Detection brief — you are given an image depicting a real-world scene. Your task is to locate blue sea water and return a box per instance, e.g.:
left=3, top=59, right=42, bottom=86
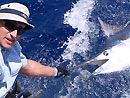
left=0, top=0, right=130, bottom=98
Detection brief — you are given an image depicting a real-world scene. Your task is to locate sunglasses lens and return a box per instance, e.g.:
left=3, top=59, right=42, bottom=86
left=5, top=20, right=16, bottom=31
left=17, top=27, right=25, bottom=35
left=4, top=20, right=26, bottom=35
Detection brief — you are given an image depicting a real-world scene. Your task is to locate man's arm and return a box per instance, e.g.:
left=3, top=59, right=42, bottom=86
left=20, top=59, right=58, bottom=77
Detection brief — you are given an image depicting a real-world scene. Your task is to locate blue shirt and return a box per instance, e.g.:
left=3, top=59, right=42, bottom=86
left=0, top=41, right=27, bottom=98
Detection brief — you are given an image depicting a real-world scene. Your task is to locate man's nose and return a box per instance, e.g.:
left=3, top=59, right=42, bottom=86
left=10, top=30, right=18, bottom=38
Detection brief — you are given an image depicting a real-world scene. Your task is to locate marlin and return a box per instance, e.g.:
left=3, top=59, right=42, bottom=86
left=68, top=17, right=130, bottom=75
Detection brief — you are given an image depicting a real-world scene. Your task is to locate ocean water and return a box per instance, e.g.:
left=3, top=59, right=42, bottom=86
left=0, top=0, right=130, bottom=98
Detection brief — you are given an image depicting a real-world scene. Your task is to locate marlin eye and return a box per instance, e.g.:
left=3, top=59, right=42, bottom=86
left=103, top=51, right=109, bottom=56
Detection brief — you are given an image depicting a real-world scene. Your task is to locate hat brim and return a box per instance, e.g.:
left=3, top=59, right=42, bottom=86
left=0, top=13, right=34, bottom=30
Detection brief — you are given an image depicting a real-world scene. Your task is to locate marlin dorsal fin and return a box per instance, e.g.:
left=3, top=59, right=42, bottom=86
left=98, top=17, right=126, bottom=37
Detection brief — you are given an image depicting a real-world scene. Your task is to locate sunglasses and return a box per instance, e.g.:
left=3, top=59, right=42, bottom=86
left=4, top=20, right=26, bottom=35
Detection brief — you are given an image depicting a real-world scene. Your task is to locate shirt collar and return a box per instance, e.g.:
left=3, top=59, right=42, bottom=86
left=0, top=45, right=2, bottom=51
left=0, top=45, right=6, bottom=51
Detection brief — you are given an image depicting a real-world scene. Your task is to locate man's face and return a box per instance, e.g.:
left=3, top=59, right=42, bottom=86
left=0, top=20, right=26, bottom=49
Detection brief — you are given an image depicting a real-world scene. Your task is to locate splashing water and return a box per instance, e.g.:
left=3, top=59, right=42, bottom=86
left=62, top=0, right=97, bottom=61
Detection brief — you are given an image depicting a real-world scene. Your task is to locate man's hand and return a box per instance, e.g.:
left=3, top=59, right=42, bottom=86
left=55, top=66, right=69, bottom=78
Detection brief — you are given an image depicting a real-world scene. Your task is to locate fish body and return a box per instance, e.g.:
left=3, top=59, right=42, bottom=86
left=93, top=18, right=130, bottom=75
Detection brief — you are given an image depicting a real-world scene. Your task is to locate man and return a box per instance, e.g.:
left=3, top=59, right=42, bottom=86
left=0, top=2, right=69, bottom=98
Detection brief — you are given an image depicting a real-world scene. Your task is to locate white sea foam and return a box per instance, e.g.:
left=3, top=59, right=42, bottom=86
left=62, top=0, right=96, bottom=61
left=122, top=91, right=130, bottom=98
left=59, top=0, right=96, bottom=97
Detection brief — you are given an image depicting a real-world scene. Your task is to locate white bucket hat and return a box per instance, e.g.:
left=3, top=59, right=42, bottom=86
left=0, top=2, right=34, bottom=29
